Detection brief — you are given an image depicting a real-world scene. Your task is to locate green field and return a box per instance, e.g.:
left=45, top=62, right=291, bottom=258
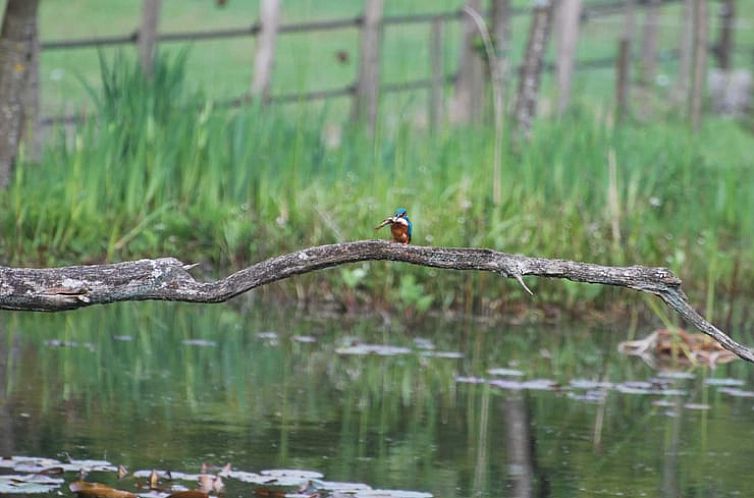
left=1, top=0, right=754, bottom=322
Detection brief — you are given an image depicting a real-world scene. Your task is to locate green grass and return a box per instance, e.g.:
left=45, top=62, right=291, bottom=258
left=2, top=52, right=753, bottom=316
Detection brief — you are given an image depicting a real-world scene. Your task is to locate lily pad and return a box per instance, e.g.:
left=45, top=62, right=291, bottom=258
left=489, top=378, right=558, bottom=391
left=226, top=470, right=266, bottom=484
left=0, top=474, right=64, bottom=494
left=454, top=376, right=487, bottom=384
left=569, top=379, right=613, bottom=390
left=684, top=403, right=711, bottom=410
left=181, top=339, right=217, bottom=347
left=718, top=387, right=754, bottom=398
left=260, top=469, right=324, bottom=480
left=313, top=480, right=373, bottom=492
left=705, top=378, right=745, bottom=387
left=292, top=335, right=317, bottom=344
left=656, top=371, right=695, bottom=380
left=487, top=368, right=524, bottom=377
left=353, top=490, right=433, bottom=498
left=335, top=345, right=412, bottom=356
left=419, top=351, right=463, bottom=359
left=64, top=458, right=117, bottom=472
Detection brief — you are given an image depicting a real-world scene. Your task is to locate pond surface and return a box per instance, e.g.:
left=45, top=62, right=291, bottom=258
left=2, top=303, right=754, bottom=497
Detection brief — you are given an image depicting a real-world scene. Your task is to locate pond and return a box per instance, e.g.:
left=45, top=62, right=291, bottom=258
left=1, top=303, right=754, bottom=497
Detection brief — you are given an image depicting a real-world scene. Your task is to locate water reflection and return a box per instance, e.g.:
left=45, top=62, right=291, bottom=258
left=0, top=304, right=753, bottom=497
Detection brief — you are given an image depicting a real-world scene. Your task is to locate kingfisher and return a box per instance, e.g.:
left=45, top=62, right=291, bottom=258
left=375, top=208, right=412, bottom=244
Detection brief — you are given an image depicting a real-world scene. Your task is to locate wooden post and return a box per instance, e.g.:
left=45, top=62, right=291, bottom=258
left=0, top=0, right=40, bottom=188
left=491, top=0, right=511, bottom=102
left=351, top=0, right=383, bottom=132
left=250, top=0, right=281, bottom=101
left=616, top=38, right=631, bottom=122
left=23, top=14, right=41, bottom=162
left=638, top=0, right=660, bottom=115
left=450, top=0, right=483, bottom=125
left=138, top=0, right=161, bottom=79
left=513, top=1, right=554, bottom=140
left=715, top=0, right=735, bottom=70
left=555, top=0, right=582, bottom=115
left=690, top=0, right=708, bottom=131
left=429, top=18, right=444, bottom=132
left=674, top=0, right=694, bottom=105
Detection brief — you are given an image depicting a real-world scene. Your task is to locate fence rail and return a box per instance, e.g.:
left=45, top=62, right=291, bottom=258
left=36, top=0, right=748, bottom=132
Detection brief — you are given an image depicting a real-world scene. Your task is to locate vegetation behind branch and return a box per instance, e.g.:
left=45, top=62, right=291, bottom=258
left=2, top=54, right=753, bottom=315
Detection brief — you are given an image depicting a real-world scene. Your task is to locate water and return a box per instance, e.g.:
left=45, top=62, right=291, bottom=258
left=2, top=303, right=754, bottom=497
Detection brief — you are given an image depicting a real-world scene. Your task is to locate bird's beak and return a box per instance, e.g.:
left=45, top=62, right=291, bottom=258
left=374, top=217, right=392, bottom=230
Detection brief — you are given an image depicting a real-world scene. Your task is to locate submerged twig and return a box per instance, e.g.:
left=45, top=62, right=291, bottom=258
left=1, top=240, right=752, bottom=363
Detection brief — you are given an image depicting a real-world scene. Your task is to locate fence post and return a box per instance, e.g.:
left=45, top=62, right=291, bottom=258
left=690, top=0, right=708, bottom=131
left=138, top=0, right=161, bottom=78
left=638, top=0, right=659, bottom=115
left=615, top=38, right=631, bottom=122
left=513, top=0, right=554, bottom=140
left=450, top=0, right=483, bottom=125
left=429, top=17, right=445, bottom=132
left=351, top=0, right=383, bottom=132
left=555, top=0, right=582, bottom=115
left=715, top=0, right=734, bottom=70
left=674, top=0, right=693, bottom=105
left=0, top=0, right=40, bottom=189
left=250, top=0, right=281, bottom=101
left=491, top=0, right=511, bottom=101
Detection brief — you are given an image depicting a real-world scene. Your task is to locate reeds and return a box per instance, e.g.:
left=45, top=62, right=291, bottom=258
left=2, top=54, right=753, bottom=311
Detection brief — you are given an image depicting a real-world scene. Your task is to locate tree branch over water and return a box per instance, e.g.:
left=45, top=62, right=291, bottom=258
left=2, top=240, right=752, bottom=363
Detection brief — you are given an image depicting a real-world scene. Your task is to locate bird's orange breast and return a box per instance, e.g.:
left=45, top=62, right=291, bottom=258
left=390, top=223, right=410, bottom=244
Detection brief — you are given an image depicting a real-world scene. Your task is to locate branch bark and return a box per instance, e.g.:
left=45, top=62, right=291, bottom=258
left=1, top=240, right=752, bottom=363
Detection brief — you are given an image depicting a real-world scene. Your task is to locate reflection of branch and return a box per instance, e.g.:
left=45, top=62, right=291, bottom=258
left=1, top=240, right=752, bottom=363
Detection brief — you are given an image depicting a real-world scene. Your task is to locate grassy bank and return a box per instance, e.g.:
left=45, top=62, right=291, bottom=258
left=2, top=55, right=753, bottom=318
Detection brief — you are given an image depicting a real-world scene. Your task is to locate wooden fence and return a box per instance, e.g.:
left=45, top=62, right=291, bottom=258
left=38, top=0, right=747, bottom=133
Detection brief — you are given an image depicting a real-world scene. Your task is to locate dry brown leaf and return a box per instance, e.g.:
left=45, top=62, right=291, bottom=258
left=69, top=481, right=137, bottom=498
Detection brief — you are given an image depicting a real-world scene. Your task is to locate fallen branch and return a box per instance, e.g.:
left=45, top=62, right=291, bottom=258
left=1, top=240, right=752, bottom=362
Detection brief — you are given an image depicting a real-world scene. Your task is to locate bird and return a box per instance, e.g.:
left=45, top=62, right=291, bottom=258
left=375, top=208, right=412, bottom=244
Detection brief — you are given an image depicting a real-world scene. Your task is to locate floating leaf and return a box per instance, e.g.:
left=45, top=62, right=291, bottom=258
left=64, top=458, right=117, bottom=472
left=261, top=470, right=324, bottom=480
left=0, top=474, right=63, bottom=494
left=182, top=339, right=217, bottom=347
left=487, top=368, right=524, bottom=377
left=256, top=332, right=278, bottom=340
left=569, top=379, right=613, bottom=390
left=335, top=345, right=411, bottom=356
left=353, top=490, right=433, bottom=498
left=455, top=376, right=487, bottom=384
left=419, top=351, right=463, bottom=359
left=292, top=335, right=317, bottom=344
left=705, top=378, right=745, bottom=387
left=70, top=480, right=137, bottom=498
left=489, top=378, right=558, bottom=391
left=312, top=480, right=372, bottom=492
left=656, top=371, right=695, bottom=380
left=718, top=387, right=754, bottom=398
left=567, top=391, right=607, bottom=403
left=684, top=403, right=711, bottom=410
left=167, top=491, right=208, bottom=498
left=227, top=470, right=266, bottom=484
